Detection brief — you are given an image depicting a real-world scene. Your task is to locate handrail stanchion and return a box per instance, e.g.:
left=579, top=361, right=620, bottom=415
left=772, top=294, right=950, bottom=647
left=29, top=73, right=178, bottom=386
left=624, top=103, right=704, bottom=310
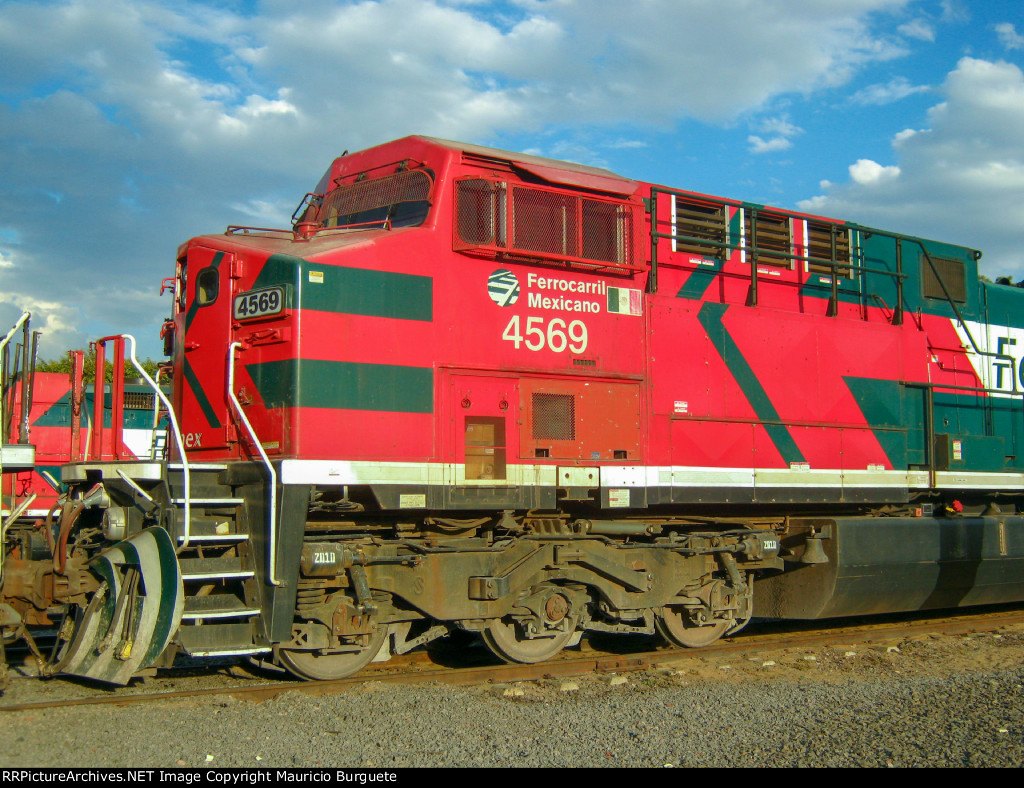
left=118, top=335, right=191, bottom=549
left=226, top=342, right=280, bottom=586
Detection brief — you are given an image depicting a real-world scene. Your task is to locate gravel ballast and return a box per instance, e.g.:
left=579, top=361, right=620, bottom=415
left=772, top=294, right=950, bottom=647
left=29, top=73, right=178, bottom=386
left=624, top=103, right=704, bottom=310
left=2, top=627, right=1023, bottom=768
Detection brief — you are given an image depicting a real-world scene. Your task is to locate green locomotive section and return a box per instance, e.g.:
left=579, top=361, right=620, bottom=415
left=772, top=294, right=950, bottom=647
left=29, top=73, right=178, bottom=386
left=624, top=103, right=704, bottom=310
left=245, top=358, right=433, bottom=413
left=33, top=389, right=162, bottom=430
left=251, top=253, right=433, bottom=322
left=845, top=376, right=1024, bottom=473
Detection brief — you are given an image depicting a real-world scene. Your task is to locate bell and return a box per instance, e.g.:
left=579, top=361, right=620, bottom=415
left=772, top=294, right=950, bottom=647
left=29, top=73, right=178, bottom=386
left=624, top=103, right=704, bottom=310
left=801, top=535, right=829, bottom=564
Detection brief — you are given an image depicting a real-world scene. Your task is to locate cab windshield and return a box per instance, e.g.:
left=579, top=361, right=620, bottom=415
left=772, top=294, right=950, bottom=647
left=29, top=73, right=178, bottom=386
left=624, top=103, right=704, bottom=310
left=297, top=169, right=433, bottom=230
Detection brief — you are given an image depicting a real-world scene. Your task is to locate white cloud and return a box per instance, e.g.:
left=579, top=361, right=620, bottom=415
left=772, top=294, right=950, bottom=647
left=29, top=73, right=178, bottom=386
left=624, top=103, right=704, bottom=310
left=898, top=19, right=935, bottom=41
left=996, top=22, right=1024, bottom=51
left=799, top=57, right=1024, bottom=277
left=759, top=116, right=804, bottom=137
left=851, top=76, right=930, bottom=105
left=605, top=139, right=648, bottom=150
left=848, top=159, right=901, bottom=184
left=748, top=115, right=803, bottom=154
left=748, top=135, right=793, bottom=154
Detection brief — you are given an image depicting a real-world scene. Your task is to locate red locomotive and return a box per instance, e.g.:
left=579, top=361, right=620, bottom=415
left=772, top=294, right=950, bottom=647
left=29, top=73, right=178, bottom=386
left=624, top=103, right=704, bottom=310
left=3, top=136, right=1023, bottom=683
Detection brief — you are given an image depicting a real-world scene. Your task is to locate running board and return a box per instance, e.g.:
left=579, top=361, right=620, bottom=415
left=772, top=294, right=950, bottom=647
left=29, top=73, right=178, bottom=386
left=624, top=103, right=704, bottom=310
left=168, top=463, right=228, bottom=472
left=173, top=498, right=244, bottom=506
left=176, top=533, right=249, bottom=544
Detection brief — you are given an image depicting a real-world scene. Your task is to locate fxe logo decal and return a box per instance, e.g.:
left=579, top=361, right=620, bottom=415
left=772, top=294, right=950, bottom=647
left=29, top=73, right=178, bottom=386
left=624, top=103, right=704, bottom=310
left=185, top=432, right=203, bottom=448
left=488, top=269, right=520, bottom=306
left=955, top=320, right=1024, bottom=397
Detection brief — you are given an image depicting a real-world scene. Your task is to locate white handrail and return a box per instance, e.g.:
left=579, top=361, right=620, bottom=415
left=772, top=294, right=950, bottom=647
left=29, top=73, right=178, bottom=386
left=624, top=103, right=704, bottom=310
left=0, top=312, right=31, bottom=462
left=120, top=335, right=191, bottom=548
left=226, top=342, right=279, bottom=586
left=0, top=311, right=30, bottom=580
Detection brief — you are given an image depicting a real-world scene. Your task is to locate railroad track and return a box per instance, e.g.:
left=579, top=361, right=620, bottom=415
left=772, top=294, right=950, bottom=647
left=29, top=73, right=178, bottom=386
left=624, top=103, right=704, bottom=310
left=3, top=605, right=1024, bottom=713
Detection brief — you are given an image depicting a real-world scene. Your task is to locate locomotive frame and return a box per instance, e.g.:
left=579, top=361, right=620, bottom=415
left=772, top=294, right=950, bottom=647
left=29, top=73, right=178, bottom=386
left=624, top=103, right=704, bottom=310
left=3, top=135, right=1024, bottom=684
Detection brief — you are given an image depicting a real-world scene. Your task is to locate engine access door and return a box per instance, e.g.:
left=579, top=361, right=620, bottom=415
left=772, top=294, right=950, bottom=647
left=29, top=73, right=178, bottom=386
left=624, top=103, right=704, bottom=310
left=176, top=246, right=234, bottom=453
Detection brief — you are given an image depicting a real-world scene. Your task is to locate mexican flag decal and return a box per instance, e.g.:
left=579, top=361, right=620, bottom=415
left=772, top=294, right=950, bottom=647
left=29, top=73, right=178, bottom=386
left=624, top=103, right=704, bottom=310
left=607, top=287, right=642, bottom=316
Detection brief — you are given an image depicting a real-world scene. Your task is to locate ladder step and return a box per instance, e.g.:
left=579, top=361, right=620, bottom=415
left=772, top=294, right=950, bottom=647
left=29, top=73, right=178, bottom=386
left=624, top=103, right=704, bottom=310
left=176, top=516, right=249, bottom=544
left=182, top=594, right=260, bottom=620
left=178, top=622, right=267, bottom=656
left=180, top=556, right=253, bottom=581
left=178, top=533, right=249, bottom=544
left=173, top=497, right=244, bottom=506
left=185, top=647, right=272, bottom=657
left=168, top=463, right=228, bottom=471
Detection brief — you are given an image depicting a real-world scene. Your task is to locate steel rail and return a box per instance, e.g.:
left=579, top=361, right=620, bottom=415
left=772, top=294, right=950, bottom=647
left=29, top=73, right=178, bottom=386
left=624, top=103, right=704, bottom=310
left=4, top=606, right=1023, bottom=713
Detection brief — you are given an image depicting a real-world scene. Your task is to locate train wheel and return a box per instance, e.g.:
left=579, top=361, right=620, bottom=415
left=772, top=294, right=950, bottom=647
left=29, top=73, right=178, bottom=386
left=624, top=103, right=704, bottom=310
left=655, top=607, right=729, bottom=648
left=279, top=625, right=389, bottom=681
left=481, top=617, right=577, bottom=664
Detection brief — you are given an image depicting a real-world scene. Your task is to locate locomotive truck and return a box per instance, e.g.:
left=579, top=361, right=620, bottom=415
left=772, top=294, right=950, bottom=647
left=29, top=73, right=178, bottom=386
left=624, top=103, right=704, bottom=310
left=3, top=135, right=1024, bottom=683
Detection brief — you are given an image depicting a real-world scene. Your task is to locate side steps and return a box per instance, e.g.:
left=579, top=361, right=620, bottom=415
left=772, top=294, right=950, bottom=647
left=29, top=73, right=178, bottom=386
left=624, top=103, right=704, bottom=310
left=168, top=463, right=270, bottom=658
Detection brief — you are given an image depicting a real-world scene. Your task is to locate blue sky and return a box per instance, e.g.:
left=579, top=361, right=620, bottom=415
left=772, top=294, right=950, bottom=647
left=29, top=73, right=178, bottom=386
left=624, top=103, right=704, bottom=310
left=1, top=0, right=1023, bottom=359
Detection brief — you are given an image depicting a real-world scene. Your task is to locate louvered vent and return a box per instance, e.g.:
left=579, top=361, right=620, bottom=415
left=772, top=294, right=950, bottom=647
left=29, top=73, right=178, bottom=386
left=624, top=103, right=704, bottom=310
left=806, top=222, right=851, bottom=277
left=673, top=198, right=728, bottom=260
left=922, top=256, right=966, bottom=303
left=746, top=210, right=791, bottom=267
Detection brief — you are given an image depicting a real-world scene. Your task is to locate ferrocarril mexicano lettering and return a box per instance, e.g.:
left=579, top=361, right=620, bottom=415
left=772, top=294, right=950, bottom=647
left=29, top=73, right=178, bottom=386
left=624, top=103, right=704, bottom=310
left=526, top=272, right=604, bottom=312
left=527, top=273, right=607, bottom=294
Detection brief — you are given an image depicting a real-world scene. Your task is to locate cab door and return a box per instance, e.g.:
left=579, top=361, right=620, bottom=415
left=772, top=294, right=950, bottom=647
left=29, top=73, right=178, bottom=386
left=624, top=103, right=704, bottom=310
left=176, top=246, right=234, bottom=453
left=444, top=373, right=518, bottom=486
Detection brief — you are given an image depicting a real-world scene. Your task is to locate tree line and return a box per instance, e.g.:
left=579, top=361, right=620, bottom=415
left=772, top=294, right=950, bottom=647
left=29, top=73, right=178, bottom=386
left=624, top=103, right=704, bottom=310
left=32, top=350, right=166, bottom=383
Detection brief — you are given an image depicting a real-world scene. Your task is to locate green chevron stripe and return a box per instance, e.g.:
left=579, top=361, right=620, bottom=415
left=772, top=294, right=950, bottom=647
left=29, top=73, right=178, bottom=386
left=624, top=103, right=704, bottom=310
left=676, top=260, right=724, bottom=300
left=183, top=358, right=222, bottom=428
left=697, top=302, right=805, bottom=465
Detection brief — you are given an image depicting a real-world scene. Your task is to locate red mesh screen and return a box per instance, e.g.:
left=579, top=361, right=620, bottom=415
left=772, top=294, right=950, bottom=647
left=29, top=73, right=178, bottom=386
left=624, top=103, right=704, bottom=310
left=455, top=178, right=637, bottom=270
left=512, top=188, right=579, bottom=258
left=532, top=393, right=575, bottom=441
left=456, top=179, right=506, bottom=247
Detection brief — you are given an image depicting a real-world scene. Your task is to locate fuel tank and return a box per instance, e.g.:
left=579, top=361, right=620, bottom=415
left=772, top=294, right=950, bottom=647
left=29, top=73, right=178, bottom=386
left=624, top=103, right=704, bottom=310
left=753, top=515, right=1024, bottom=619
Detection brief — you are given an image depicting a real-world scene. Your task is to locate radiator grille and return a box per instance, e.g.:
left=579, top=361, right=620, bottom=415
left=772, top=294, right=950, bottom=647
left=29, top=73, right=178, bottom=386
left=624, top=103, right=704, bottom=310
left=456, top=179, right=506, bottom=247
left=455, top=178, right=636, bottom=270
left=123, top=391, right=156, bottom=411
left=532, top=393, right=575, bottom=441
